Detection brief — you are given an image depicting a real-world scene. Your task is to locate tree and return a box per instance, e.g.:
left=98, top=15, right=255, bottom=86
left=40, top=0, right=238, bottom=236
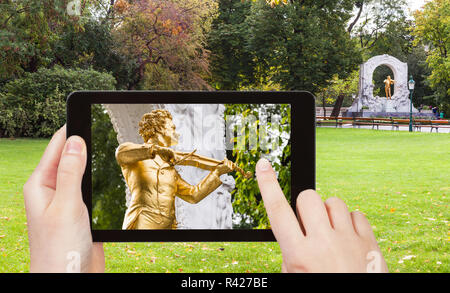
left=245, top=0, right=362, bottom=92
left=0, top=0, right=92, bottom=81
left=316, top=70, right=359, bottom=116
left=51, top=18, right=138, bottom=89
left=348, top=0, right=408, bottom=49
left=206, top=0, right=257, bottom=90
left=406, top=45, right=435, bottom=107
left=112, top=0, right=217, bottom=90
left=412, top=0, right=449, bottom=115
left=209, top=0, right=362, bottom=92
left=261, top=0, right=408, bottom=49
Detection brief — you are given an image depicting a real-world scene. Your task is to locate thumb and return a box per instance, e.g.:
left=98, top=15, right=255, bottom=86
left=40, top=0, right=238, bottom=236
left=53, top=136, right=87, bottom=211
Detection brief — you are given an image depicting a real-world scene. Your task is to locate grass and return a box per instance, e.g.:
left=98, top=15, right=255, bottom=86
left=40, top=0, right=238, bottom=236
left=316, top=128, right=449, bottom=273
left=0, top=128, right=448, bottom=273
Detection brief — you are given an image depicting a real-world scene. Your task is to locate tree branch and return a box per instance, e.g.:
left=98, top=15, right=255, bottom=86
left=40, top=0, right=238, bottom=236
left=1, top=7, right=28, bottom=29
left=347, top=1, right=364, bottom=33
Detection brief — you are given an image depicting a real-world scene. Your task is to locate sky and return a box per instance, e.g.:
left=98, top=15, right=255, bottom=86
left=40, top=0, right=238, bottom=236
left=348, top=0, right=429, bottom=34
left=406, top=0, right=428, bottom=15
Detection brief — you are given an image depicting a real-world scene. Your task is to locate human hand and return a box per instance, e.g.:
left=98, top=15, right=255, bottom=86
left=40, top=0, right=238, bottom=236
left=255, top=158, right=388, bottom=273
left=214, top=158, right=234, bottom=176
left=153, top=145, right=176, bottom=164
left=23, top=125, right=104, bottom=273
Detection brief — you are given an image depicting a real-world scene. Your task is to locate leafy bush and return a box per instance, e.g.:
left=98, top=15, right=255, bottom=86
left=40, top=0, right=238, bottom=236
left=225, top=104, right=291, bottom=229
left=0, top=93, right=29, bottom=138
left=0, top=66, right=116, bottom=137
left=91, top=104, right=127, bottom=230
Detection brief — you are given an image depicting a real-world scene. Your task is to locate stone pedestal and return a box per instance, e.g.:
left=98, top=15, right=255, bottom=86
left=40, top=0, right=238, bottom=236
left=385, top=100, right=395, bottom=112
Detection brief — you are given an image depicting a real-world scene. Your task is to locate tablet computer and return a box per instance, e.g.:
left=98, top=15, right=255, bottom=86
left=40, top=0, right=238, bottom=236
left=66, top=91, right=315, bottom=242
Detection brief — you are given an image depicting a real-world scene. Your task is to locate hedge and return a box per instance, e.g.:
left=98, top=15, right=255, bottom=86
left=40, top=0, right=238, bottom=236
left=0, top=66, right=116, bottom=137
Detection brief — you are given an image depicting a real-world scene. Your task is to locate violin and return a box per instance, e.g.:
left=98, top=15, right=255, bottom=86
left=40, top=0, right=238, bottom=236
left=171, top=149, right=253, bottom=179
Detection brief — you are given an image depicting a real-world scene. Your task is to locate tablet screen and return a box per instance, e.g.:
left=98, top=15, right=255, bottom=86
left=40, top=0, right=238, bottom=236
left=91, top=103, right=291, bottom=231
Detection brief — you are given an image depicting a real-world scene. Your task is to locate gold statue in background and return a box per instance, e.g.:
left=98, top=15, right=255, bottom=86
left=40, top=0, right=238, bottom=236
left=115, top=109, right=252, bottom=230
left=384, top=75, right=395, bottom=99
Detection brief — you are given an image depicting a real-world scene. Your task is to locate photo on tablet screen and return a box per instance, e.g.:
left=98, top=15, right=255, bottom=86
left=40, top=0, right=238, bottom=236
left=91, top=103, right=291, bottom=231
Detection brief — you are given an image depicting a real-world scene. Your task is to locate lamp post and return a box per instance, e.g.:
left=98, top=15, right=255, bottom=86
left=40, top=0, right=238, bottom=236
left=408, top=76, right=415, bottom=132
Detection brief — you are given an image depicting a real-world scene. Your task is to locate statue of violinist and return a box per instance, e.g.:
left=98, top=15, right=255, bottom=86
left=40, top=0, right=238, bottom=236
left=116, top=109, right=252, bottom=230
left=384, top=75, right=395, bottom=100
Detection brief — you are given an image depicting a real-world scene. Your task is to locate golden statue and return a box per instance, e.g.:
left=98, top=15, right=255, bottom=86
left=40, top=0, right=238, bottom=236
left=115, top=109, right=252, bottom=230
left=384, top=75, right=395, bottom=99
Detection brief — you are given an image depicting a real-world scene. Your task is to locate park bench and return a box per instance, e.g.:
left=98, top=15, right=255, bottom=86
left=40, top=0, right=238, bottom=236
left=410, top=119, right=449, bottom=132
left=372, top=118, right=392, bottom=130
left=316, top=118, right=328, bottom=127
left=430, top=120, right=450, bottom=133
left=330, top=116, right=344, bottom=128
left=413, top=119, right=430, bottom=132
left=316, top=117, right=334, bottom=127
left=316, top=116, right=449, bottom=132
left=388, top=117, right=400, bottom=130
left=352, top=117, right=388, bottom=130
left=352, top=117, right=372, bottom=128
left=316, top=116, right=344, bottom=128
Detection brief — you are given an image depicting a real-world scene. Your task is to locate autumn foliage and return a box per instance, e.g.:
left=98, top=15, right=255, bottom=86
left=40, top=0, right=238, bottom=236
left=113, top=0, right=216, bottom=89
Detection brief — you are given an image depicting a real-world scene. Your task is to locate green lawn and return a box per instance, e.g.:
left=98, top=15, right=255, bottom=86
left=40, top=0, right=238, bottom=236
left=0, top=128, right=448, bottom=273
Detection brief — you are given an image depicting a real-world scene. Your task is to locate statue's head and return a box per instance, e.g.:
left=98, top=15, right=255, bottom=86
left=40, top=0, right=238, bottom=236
left=139, top=109, right=179, bottom=147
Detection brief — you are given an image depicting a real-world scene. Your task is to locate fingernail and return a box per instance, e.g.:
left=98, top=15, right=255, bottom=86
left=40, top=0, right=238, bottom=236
left=256, top=158, right=271, bottom=172
left=66, top=137, right=84, bottom=154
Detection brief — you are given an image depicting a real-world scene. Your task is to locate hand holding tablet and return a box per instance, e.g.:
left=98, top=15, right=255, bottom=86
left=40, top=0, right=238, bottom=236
left=23, top=127, right=104, bottom=273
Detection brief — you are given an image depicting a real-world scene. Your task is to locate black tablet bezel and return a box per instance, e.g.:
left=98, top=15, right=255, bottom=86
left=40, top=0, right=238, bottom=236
left=66, top=91, right=316, bottom=242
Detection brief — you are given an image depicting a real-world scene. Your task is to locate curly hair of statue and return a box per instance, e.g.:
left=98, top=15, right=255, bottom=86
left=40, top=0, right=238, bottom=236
left=138, top=109, right=173, bottom=142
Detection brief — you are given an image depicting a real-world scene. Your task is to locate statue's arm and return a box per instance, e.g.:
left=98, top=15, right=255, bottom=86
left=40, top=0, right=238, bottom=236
left=175, top=171, right=222, bottom=204
left=115, top=142, right=154, bottom=165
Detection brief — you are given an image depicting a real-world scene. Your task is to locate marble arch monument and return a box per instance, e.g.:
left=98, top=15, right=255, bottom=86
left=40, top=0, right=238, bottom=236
left=347, top=54, right=418, bottom=116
